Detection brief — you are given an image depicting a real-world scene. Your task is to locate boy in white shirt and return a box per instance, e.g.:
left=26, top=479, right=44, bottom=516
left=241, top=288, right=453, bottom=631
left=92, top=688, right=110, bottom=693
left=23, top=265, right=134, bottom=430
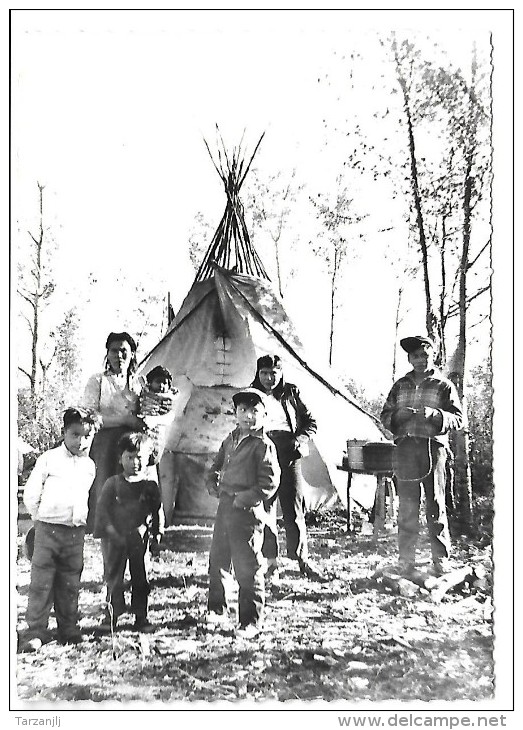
left=21, top=407, right=101, bottom=651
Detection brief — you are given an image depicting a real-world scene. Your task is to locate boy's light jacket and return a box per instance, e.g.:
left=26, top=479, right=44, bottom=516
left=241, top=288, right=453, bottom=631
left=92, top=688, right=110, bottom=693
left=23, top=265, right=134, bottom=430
left=207, top=427, right=280, bottom=509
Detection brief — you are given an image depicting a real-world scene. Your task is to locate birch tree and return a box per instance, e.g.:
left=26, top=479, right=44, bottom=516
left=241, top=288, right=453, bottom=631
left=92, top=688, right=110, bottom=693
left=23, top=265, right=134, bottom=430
left=422, top=45, right=492, bottom=528
left=310, top=175, right=368, bottom=366
left=245, top=168, right=304, bottom=299
left=327, top=35, right=491, bottom=526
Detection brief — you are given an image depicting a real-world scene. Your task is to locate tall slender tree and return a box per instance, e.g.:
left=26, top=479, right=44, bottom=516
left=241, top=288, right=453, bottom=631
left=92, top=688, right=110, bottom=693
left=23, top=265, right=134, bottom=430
left=17, top=182, right=56, bottom=412
left=391, top=34, right=438, bottom=342
left=245, top=168, right=304, bottom=299
left=422, top=44, right=491, bottom=528
left=310, top=175, right=367, bottom=365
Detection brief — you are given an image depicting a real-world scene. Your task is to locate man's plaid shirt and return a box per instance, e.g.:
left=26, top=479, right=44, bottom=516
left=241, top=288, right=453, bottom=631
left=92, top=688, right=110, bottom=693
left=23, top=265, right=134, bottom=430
left=381, top=369, right=463, bottom=447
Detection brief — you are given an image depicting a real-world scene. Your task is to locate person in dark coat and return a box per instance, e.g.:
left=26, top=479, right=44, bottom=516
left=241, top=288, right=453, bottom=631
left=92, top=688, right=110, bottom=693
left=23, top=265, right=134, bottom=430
left=251, top=354, right=327, bottom=583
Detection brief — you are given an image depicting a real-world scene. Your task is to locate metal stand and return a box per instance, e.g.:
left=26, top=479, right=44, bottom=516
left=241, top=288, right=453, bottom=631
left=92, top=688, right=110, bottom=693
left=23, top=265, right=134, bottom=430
left=340, top=457, right=395, bottom=536
left=372, top=474, right=396, bottom=536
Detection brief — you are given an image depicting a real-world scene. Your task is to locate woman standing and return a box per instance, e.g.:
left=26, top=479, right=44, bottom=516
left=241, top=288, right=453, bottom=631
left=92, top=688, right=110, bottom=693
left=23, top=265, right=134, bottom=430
left=251, top=354, right=327, bottom=582
left=83, top=332, right=143, bottom=530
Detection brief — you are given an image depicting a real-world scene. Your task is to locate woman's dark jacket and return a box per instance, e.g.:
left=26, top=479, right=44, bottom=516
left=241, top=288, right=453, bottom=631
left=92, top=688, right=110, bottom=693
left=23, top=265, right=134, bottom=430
left=250, top=376, right=317, bottom=440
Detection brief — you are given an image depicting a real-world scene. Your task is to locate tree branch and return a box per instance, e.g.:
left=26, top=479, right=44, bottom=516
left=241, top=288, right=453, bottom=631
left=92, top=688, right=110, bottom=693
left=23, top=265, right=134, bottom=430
left=17, top=290, right=37, bottom=310
left=446, top=284, right=491, bottom=318
left=39, top=343, right=57, bottom=371
left=28, top=230, right=41, bottom=246
left=469, top=313, right=490, bottom=330
left=19, top=312, right=34, bottom=335
left=18, top=366, right=32, bottom=382
left=467, top=239, right=490, bottom=271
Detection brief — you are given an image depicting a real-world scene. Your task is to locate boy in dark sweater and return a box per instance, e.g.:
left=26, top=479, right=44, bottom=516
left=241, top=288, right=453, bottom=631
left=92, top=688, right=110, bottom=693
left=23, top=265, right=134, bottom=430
left=94, top=432, right=163, bottom=631
left=206, top=388, right=280, bottom=639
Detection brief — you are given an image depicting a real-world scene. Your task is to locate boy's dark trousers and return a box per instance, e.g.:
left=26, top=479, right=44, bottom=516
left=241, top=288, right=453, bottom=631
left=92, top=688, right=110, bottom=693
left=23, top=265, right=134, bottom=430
left=208, top=493, right=265, bottom=627
left=26, top=521, right=85, bottom=642
left=101, top=530, right=149, bottom=619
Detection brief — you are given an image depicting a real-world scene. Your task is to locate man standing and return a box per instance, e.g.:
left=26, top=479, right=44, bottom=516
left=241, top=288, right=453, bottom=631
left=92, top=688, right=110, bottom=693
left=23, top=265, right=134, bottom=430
left=381, top=336, right=463, bottom=576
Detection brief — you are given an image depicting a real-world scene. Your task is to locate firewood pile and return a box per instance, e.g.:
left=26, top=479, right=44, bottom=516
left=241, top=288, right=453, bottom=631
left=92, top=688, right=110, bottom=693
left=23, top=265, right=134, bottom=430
left=372, top=563, right=491, bottom=603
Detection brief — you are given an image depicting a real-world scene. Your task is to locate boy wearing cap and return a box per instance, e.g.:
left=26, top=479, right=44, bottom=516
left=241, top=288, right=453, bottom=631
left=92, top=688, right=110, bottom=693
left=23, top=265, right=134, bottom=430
left=206, top=388, right=280, bottom=638
left=381, top=336, right=463, bottom=576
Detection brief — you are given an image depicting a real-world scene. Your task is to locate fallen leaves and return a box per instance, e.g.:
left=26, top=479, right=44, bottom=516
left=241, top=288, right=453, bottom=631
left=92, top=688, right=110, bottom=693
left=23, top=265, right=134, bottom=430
left=15, top=510, right=494, bottom=703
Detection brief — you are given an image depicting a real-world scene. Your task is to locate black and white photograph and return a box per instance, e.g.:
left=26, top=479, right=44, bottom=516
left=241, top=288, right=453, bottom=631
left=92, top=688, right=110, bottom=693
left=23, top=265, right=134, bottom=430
left=10, top=7, right=514, bottom=722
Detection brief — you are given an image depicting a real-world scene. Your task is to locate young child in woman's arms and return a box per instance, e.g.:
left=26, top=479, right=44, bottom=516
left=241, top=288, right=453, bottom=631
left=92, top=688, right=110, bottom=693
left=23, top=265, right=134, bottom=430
left=138, top=365, right=177, bottom=463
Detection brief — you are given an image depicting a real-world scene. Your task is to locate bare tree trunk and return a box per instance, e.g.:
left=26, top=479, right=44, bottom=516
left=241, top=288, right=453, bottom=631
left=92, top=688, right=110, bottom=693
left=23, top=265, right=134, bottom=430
left=452, top=45, right=480, bottom=533
left=29, top=183, right=45, bottom=400
left=274, top=234, right=283, bottom=299
left=406, top=110, right=433, bottom=338
left=22, top=181, right=47, bottom=421
left=392, top=287, right=403, bottom=383
left=392, top=39, right=434, bottom=339
left=439, top=214, right=448, bottom=367
left=452, top=168, right=474, bottom=532
left=328, top=250, right=339, bottom=366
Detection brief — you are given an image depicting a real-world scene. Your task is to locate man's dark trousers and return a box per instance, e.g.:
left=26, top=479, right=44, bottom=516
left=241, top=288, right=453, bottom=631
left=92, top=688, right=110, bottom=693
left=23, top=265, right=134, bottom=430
left=395, top=437, right=451, bottom=565
left=263, top=430, right=308, bottom=562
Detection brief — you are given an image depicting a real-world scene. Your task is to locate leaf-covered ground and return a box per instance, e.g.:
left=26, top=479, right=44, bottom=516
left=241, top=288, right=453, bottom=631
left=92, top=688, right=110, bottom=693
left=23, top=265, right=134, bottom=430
left=15, top=510, right=494, bottom=704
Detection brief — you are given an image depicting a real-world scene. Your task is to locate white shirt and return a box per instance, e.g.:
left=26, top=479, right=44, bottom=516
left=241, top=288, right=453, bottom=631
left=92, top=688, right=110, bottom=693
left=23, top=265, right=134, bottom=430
left=83, top=371, right=139, bottom=426
left=23, top=444, right=96, bottom=527
left=264, top=394, right=291, bottom=432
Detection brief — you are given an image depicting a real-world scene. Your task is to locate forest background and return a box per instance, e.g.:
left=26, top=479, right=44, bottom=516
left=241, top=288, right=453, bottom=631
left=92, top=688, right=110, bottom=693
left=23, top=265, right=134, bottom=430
left=12, top=9, right=510, bottom=505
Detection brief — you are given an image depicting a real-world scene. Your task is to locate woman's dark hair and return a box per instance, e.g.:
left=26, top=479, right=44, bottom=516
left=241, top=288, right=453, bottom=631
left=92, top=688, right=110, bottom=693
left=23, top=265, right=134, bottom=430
left=256, top=354, right=282, bottom=372
left=251, top=353, right=285, bottom=398
left=146, top=365, right=172, bottom=387
left=104, top=331, right=138, bottom=379
left=105, top=331, right=137, bottom=352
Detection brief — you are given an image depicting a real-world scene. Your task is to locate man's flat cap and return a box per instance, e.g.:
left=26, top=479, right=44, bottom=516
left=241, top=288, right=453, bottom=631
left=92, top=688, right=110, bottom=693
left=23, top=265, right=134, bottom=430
left=400, top=335, right=435, bottom=353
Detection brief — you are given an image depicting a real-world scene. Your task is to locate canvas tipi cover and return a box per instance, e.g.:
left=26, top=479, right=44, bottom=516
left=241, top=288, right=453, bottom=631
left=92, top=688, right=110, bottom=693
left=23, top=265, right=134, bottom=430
left=140, top=265, right=383, bottom=521
left=139, top=136, right=384, bottom=521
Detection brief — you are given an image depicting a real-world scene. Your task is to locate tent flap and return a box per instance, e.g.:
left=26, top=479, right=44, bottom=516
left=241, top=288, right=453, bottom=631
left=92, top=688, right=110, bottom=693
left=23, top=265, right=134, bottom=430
left=139, top=270, right=384, bottom=520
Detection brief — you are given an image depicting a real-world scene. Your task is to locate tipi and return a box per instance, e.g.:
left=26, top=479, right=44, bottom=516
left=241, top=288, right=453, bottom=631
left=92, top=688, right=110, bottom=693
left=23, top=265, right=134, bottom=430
left=139, top=134, right=384, bottom=522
